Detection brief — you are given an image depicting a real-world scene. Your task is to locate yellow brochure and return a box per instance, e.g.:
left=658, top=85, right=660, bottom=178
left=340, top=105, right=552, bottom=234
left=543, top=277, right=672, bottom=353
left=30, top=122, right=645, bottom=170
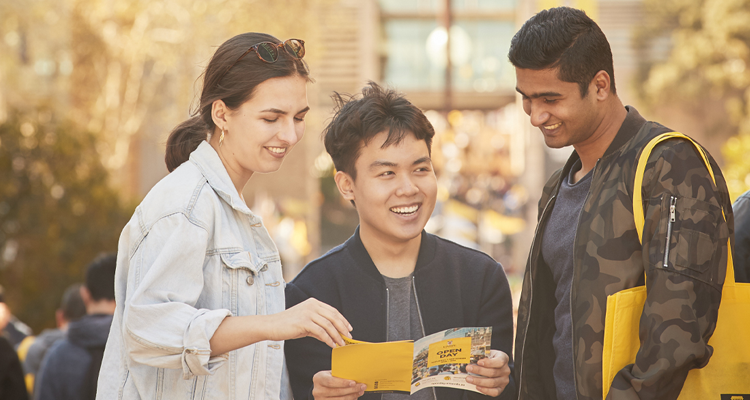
left=332, top=327, right=491, bottom=394
left=332, top=340, right=414, bottom=392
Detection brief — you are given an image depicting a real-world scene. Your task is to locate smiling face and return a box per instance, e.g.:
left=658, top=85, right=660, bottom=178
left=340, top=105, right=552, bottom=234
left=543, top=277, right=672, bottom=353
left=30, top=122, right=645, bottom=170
left=211, top=74, right=309, bottom=187
left=335, top=130, right=437, bottom=246
left=515, top=67, right=603, bottom=149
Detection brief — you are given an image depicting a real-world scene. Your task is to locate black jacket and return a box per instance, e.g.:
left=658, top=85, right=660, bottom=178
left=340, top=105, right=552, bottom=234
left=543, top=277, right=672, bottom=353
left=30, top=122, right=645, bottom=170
left=285, top=229, right=516, bottom=400
left=732, top=190, right=750, bottom=283
left=0, top=336, right=28, bottom=400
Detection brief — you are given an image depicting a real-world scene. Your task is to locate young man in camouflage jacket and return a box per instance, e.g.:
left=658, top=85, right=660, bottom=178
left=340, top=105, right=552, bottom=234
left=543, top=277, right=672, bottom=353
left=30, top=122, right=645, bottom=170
left=508, top=7, right=734, bottom=400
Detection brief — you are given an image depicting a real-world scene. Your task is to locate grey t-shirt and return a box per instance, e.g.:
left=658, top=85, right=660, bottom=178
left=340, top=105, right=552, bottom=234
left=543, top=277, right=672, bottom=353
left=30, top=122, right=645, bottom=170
left=541, top=160, right=592, bottom=400
left=382, top=274, right=435, bottom=400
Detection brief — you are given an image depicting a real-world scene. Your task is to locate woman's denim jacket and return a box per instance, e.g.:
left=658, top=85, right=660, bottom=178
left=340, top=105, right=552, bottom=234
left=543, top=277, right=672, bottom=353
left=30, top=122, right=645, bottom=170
left=97, top=142, right=292, bottom=400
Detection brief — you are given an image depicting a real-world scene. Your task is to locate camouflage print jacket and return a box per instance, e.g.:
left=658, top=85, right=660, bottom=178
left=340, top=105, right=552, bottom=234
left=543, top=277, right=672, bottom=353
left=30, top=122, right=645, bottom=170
left=514, top=107, right=734, bottom=400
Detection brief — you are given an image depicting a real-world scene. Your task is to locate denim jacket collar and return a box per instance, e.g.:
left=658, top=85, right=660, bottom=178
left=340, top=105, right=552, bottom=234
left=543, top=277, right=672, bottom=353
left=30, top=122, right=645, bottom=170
left=189, top=141, right=259, bottom=222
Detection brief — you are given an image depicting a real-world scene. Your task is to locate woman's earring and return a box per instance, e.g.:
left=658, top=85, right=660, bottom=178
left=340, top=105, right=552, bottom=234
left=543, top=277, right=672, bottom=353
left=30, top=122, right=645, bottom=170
left=219, top=128, right=225, bottom=147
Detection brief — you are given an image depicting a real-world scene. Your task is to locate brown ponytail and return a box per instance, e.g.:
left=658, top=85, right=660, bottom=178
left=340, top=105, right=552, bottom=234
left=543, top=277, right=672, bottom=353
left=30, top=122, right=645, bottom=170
left=164, top=32, right=310, bottom=172
left=165, top=117, right=208, bottom=172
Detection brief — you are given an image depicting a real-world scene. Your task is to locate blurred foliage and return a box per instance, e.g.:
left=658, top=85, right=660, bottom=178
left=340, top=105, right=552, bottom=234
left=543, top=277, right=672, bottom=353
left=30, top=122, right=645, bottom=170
left=635, top=0, right=750, bottom=199
left=0, top=109, right=134, bottom=332
left=0, top=0, right=319, bottom=185
left=0, top=0, right=330, bottom=330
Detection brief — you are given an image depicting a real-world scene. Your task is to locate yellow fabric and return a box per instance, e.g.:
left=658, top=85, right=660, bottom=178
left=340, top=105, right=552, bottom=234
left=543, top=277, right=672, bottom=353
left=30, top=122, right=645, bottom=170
left=603, top=132, right=750, bottom=399
left=25, top=373, right=34, bottom=396
left=16, top=335, right=34, bottom=361
left=16, top=336, right=36, bottom=394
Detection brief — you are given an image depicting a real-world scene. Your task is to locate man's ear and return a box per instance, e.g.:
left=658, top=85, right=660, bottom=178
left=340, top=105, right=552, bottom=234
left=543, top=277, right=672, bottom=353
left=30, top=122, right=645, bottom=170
left=334, top=170, right=356, bottom=203
left=79, top=285, right=92, bottom=307
left=55, top=309, right=66, bottom=328
left=211, top=100, right=229, bottom=129
left=592, top=70, right=611, bottom=101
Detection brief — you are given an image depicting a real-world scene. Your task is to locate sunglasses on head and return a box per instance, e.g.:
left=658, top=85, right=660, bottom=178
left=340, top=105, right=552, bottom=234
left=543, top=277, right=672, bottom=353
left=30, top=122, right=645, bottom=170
left=217, top=39, right=305, bottom=85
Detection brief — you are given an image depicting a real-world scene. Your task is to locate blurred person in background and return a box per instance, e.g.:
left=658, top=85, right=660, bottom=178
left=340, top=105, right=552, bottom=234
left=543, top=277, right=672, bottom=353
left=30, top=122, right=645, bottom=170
left=509, top=7, right=732, bottom=400
left=732, top=190, right=750, bottom=283
left=96, top=32, right=352, bottom=400
left=0, top=285, right=34, bottom=349
left=21, top=283, right=86, bottom=395
left=35, top=254, right=116, bottom=400
left=285, top=82, right=515, bottom=400
left=0, top=334, right=29, bottom=399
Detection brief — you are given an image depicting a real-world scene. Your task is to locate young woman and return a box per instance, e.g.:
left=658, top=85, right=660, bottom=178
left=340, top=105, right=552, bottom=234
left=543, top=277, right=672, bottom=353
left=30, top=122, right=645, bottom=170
left=96, top=33, right=352, bottom=400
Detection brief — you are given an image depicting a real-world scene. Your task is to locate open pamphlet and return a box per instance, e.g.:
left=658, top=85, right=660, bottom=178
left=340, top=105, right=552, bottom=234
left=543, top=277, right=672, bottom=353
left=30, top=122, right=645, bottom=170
left=331, top=327, right=492, bottom=394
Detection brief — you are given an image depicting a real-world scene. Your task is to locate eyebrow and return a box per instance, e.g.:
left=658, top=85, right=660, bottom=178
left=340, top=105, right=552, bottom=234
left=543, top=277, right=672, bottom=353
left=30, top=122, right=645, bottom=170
left=369, top=157, right=432, bottom=170
left=260, top=106, right=310, bottom=115
left=413, top=156, right=432, bottom=165
left=515, top=88, right=562, bottom=98
left=369, top=160, right=397, bottom=170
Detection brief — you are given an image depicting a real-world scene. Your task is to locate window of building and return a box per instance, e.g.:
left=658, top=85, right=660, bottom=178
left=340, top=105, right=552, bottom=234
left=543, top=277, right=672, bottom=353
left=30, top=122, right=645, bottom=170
left=380, top=0, right=517, bottom=92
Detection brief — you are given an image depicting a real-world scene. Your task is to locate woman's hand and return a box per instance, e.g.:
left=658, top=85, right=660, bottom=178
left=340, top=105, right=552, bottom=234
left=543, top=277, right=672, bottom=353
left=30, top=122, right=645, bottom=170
left=267, top=298, right=353, bottom=347
left=209, top=298, right=352, bottom=355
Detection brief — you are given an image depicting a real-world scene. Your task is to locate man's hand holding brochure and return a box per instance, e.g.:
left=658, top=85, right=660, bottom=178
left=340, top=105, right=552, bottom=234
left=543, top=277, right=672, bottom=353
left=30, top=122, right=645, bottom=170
left=315, top=327, right=510, bottom=398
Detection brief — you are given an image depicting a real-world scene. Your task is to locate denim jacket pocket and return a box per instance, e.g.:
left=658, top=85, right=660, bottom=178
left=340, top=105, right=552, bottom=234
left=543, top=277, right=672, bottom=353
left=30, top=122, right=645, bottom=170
left=220, top=251, right=264, bottom=274
left=219, top=251, right=263, bottom=317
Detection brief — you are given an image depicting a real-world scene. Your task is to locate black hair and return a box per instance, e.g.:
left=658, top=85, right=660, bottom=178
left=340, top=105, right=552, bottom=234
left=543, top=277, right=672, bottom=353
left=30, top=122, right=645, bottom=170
left=508, top=7, right=616, bottom=97
left=165, top=33, right=310, bottom=172
left=323, top=81, right=435, bottom=180
left=85, top=253, right=117, bottom=302
left=60, top=283, right=86, bottom=321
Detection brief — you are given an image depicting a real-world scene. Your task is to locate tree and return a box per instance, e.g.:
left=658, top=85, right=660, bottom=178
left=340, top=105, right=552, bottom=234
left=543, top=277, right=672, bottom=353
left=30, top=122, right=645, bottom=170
left=0, top=0, right=329, bottom=330
left=635, top=0, right=750, bottom=198
left=0, top=0, right=317, bottom=193
left=0, top=110, right=134, bottom=332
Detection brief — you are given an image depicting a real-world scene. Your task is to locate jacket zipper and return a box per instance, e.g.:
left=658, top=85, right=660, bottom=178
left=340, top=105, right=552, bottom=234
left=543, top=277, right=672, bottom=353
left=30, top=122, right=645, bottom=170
left=412, top=277, right=437, bottom=400
left=663, top=196, right=676, bottom=268
left=569, top=159, right=599, bottom=400
left=382, top=287, right=390, bottom=400
left=517, top=193, right=557, bottom=400
left=385, top=287, right=390, bottom=341
left=411, top=277, right=427, bottom=336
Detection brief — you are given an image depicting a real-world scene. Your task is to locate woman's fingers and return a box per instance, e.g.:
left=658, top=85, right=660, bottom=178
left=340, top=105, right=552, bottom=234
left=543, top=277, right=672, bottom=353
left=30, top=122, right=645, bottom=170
left=292, top=298, right=352, bottom=347
left=305, top=320, right=337, bottom=348
left=312, top=300, right=353, bottom=339
left=313, top=314, right=347, bottom=347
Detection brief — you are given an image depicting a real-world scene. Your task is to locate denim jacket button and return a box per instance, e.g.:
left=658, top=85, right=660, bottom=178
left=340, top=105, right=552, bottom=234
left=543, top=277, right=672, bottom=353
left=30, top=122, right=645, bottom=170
left=246, top=275, right=254, bottom=285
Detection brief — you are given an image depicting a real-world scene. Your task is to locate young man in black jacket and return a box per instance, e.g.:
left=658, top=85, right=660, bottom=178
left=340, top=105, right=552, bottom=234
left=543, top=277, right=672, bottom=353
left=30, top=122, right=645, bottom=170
left=285, top=82, right=516, bottom=400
